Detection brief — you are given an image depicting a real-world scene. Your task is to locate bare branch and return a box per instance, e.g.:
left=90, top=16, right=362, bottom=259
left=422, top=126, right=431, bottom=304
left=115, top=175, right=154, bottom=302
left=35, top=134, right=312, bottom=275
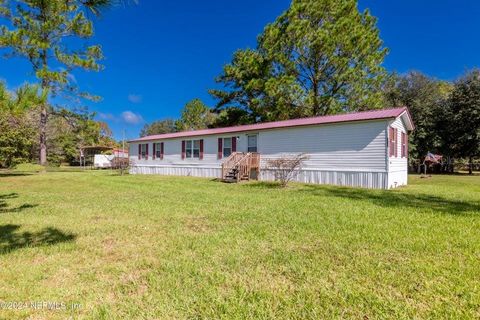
left=265, top=153, right=308, bottom=187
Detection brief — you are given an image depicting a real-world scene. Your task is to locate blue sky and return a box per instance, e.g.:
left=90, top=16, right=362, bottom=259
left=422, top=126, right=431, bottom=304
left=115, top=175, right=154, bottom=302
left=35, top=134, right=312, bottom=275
left=0, top=0, right=479, bottom=140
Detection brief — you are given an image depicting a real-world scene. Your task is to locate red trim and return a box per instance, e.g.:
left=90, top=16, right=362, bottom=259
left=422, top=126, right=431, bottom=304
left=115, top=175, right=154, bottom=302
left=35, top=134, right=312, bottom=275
left=199, top=139, right=204, bottom=160
left=401, top=132, right=408, bottom=158
left=217, top=138, right=222, bottom=159
left=406, top=133, right=409, bottom=159
left=181, top=140, right=186, bottom=160
left=232, top=137, right=236, bottom=153
left=160, top=142, right=164, bottom=160
left=394, top=128, right=398, bottom=157
left=389, top=126, right=397, bottom=157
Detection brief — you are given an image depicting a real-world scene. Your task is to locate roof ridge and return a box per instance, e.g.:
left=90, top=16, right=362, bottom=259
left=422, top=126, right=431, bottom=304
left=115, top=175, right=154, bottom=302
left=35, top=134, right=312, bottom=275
left=130, top=107, right=408, bottom=142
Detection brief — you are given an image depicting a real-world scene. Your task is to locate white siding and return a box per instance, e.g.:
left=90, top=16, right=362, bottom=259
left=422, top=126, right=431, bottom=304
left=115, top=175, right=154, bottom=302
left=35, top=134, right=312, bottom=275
left=258, top=120, right=387, bottom=172
left=129, top=119, right=393, bottom=189
left=387, top=117, right=408, bottom=188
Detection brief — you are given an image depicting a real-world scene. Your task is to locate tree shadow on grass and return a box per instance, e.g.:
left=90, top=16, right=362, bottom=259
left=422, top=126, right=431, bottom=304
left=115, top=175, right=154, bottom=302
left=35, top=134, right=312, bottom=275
left=0, top=224, right=76, bottom=255
left=242, top=181, right=282, bottom=189
left=0, top=192, right=18, bottom=200
left=0, top=193, right=38, bottom=213
left=0, top=172, right=33, bottom=178
left=298, top=185, right=480, bottom=216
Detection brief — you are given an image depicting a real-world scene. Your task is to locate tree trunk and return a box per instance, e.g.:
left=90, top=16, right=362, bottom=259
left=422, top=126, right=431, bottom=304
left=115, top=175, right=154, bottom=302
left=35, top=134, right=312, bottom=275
left=469, top=156, right=473, bottom=175
left=39, top=105, right=47, bottom=165
left=312, top=78, right=320, bottom=116
left=39, top=46, right=49, bottom=166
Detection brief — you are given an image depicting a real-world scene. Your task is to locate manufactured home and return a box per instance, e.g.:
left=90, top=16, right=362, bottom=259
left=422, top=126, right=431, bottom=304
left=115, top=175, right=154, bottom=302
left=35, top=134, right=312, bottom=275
left=128, top=107, right=414, bottom=189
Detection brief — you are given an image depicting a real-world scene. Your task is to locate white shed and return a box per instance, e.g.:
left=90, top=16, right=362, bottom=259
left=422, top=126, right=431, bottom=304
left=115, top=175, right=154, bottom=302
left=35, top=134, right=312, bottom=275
left=128, top=107, right=414, bottom=189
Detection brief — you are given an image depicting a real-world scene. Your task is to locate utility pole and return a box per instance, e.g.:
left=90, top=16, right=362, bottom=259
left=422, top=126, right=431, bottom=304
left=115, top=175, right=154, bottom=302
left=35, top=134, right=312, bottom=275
left=121, top=128, right=127, bottom=175
left=122, top=129, right=126, bottom=155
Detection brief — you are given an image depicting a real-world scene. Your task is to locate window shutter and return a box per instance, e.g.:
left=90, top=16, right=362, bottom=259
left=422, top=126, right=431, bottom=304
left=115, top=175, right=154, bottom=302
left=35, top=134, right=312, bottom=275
left=181, top=140, right=186, bottom=160
left=218, top=138, right=222, bottom=159
left=389, top=127, right=396, bottom=157
left=199, top=139, right=204, bottom=160
left=146, top=143, right=149, bottom=160
left=138, top=144, right=141, bottom=160
left=406, top=133, right=409, bottom=158
left=152, top=143, right=156, bottom=160
left=394, top=128, right=398, bottom=157
left=388, top=127, right=393, bottom=157
left=232, top=137, right=237, bottom=153
left=401, top=133, right=404, bottom=157
left=160, top=142, right=164, bottom=160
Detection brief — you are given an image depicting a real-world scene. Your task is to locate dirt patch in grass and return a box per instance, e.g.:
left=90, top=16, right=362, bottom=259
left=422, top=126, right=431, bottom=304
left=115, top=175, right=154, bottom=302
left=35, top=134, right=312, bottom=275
left=184, top=215, right=212, bottom=234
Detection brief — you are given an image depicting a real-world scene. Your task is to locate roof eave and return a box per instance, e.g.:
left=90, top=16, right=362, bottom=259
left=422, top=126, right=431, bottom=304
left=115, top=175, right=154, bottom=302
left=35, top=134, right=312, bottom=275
left=399, top=109, right=415, bottom=131
left=127, top=117, right=399, bottom=143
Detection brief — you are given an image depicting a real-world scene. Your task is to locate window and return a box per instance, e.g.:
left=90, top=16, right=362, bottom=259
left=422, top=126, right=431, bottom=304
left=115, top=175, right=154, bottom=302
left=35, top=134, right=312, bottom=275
left=140, top=143, right=148, bottom=160
left=247, top=135, right=257, bottom=152
left=154, top=143, right=163, bottom=159
left=217, top=137, right=236, bottom=159
left=185, top=140, right=200, bottom=158
left=389, top=127, right=397, bottom=157
left=223, top=137, right=232, bottom=158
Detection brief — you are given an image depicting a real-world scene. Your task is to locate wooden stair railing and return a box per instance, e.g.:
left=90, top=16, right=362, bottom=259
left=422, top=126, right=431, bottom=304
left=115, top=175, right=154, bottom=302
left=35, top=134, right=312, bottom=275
left=221, top=152, right=243, bottom=180
left=221, top=152, right=260, bottom=182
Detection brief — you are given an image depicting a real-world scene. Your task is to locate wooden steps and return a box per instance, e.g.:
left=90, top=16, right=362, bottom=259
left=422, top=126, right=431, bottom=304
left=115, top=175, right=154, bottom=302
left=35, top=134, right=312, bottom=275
left=221, top=152, right=260, bottom=183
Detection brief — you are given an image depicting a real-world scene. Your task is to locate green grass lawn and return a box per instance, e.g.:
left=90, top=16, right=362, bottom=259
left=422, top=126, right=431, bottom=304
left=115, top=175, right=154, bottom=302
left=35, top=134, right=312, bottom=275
left=0, top=171, right=479, bottom=319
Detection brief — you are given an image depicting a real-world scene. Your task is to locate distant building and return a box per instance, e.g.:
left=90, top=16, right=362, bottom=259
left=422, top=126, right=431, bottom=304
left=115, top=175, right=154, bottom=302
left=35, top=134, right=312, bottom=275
left=94, top=149, right=128, bottom=169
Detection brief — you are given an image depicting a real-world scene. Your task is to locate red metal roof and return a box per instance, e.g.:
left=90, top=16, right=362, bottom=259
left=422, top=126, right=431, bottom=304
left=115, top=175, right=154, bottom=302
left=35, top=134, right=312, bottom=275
left=130, top=107, right=410, bottom=142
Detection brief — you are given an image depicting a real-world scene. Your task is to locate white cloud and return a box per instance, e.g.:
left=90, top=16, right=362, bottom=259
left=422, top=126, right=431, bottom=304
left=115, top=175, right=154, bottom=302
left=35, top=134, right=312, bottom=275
left=128, top=94, right=142, bottom=104
left=98, top=112, right=117, bottom=121
left=67, top=73, right=77, bottom=84
left=121, top=111, right=143, bottom=125
left=59, top=67, right=77, bottom=84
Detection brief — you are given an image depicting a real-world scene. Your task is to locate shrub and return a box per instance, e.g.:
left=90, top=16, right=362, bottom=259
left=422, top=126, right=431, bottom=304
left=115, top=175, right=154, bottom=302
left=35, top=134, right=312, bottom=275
left=266, top=154, right=308, bottom=187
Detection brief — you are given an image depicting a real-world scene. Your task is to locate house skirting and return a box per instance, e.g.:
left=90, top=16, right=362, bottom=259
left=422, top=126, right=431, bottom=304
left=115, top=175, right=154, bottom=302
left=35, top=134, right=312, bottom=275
left=260, top=169, right=388, bottom=189
left=130, top=165, right=222, bottom=178
left=387, top=170, right=408, bottom=189
left=130, top=165, right=391, bottom=189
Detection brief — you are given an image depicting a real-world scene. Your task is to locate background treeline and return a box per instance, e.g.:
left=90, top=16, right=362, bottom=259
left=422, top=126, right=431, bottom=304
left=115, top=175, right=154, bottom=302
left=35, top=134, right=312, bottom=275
left=141, top=0, right=479, bottom=174
left=384, top=70, right=479, bottom=173
left=1, top=0, right=479, bottom=172
left=142, top=69, right=480, bottom=173
left=0, top=82, right=117, bottom=168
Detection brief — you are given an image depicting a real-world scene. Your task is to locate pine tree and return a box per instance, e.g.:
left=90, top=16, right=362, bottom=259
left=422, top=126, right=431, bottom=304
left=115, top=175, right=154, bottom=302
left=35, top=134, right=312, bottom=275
left=211, top=0, right=388, bottom=123
left=0, top=0, right=109, bottom=165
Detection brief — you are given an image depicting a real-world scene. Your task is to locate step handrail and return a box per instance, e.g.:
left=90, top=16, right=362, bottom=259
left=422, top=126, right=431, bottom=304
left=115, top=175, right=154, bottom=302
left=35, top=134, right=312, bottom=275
left=221, top=152, right=261, bottom=181
left=221, top=152, right=243, bottom=179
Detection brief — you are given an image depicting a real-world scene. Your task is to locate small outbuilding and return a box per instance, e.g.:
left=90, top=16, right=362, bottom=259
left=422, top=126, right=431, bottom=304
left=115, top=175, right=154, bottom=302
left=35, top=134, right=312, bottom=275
left=128, top=107, right=414, bottom=189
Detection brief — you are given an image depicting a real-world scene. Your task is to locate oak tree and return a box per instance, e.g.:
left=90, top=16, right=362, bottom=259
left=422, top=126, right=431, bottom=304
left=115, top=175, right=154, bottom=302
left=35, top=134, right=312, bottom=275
left=211, top=0, right=387, bottom=123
